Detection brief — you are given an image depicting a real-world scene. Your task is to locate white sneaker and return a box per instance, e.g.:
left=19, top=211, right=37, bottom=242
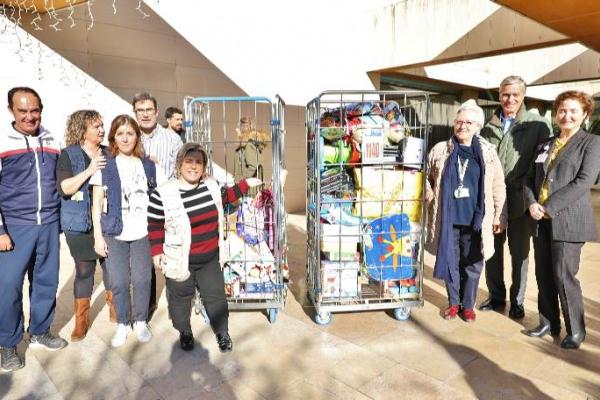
left=111, top=323, right=132, bottom=348
left=134, top=321, right=152, bottom=343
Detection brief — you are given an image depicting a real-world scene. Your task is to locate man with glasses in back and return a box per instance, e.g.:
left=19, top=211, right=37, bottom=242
left=132, top=92, right=183, bottom=317
left=133, top=92, right=183, bottom=179
left=478, top=76, right=552, bottom=319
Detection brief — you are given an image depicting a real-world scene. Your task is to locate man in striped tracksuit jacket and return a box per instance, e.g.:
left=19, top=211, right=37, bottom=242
left=0, top=87, right=67, bottom=372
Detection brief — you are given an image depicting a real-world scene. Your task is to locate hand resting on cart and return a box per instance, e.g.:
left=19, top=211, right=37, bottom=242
left=246, top=177, right=262, bottom=188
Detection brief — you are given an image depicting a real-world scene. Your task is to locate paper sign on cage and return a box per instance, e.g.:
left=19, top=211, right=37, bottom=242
left=360, top=128, right=385, bottom=163
left=363, top=213, right=415, bottom=281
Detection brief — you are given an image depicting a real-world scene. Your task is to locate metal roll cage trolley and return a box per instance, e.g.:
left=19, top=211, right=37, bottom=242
left=306, top=90, right=430, bottom=325
left=184, top=95, right=287, bottom=323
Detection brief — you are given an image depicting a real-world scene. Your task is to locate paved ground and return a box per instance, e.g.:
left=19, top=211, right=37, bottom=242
left=2, top=195, right=600, bottom=399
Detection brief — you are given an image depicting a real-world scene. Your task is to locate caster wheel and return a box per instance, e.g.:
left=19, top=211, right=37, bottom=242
left=394, top=307, right=411, bottom=321
left=315, top=311, right=332, bottom=325
left=268, top=308, right=278, bottom=324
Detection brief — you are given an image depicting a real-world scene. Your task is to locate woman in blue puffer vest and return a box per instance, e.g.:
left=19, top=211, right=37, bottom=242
left=90, top=115, right=165, bottom=348
left=57, top=110, right=115, bottom=341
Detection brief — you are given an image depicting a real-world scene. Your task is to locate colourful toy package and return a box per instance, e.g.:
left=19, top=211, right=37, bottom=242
left=363, top=213, right=415, bottom=281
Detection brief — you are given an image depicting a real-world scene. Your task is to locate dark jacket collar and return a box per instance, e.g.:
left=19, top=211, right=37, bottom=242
left=489, top=105, right=527, bottom=128
left=543, top=128, right=586, bottom=174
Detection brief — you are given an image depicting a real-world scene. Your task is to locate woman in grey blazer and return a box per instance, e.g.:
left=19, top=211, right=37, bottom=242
left=523, top=90, right=600, bottom=349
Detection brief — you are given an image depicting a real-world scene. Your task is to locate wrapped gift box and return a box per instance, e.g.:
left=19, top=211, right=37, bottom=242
left=353, top=167, right=423, bottom=221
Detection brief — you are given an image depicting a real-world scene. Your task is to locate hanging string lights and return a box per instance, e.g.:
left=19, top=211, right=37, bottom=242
left=0, top=0, right=155, bottom=32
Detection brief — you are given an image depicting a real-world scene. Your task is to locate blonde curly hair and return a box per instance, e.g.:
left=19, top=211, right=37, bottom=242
left=65, top=110, right=102, bottom=146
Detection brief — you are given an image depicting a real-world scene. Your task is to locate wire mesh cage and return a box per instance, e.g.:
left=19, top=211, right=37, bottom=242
left=183, top=96, right=287, bottom=323
left=306, top=90, right=430, bottom=325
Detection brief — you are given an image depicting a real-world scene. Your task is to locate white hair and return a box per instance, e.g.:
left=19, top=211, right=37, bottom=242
left=456, top=99, right=485, bottom=128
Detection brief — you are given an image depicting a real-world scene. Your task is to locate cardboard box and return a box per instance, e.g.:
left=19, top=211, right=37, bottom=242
left=321, top=261, right=360, bottom=298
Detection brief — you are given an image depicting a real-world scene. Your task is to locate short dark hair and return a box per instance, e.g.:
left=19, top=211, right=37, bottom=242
left=132, top=92, right=157, bottom=110
left=175, top=142, right=208, bottom=178
left=8, top=86, right=43, bottom=110
left=553, top=90, right=595, bottom=116
left=165, top=106, right=183, bottom=119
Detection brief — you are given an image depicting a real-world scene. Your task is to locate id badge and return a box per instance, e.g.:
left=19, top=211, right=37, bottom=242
left=535, top=153, right=548, bottom=163
left=102, top=197, right=108, bottom=214
left=454, top=186, right=470, bottom=198
left=71, top=191, right=84, bottom=202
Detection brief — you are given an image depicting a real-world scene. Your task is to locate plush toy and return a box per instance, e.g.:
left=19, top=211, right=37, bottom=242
left=352, top=123, right=407, bottom=147
left=319, top=137, right=351, bottom=168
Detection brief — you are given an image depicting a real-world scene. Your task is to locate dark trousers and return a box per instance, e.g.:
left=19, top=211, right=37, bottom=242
left=485, top=213, right=534, bottom=305
left=0, top=221, right=60, bottom=347
left=73, top=260, right=108, bottom=299
left=534, top=219, right=585, bottom=336
left=105, top=236, right=152, bottom=324
left=150, top=267, right=157, bottom=307
left=166, top=256, right=228, bottom=335
left=445, top=225, right=484, bottom=309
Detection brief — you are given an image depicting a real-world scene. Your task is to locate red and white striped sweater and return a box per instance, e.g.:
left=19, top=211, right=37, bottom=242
left=147, top=179, right=248, bottom=264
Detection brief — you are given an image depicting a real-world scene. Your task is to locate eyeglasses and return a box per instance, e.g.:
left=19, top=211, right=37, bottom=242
left=134, top=108, right=156, bottom=115
left=454, top=120, right=478, bottom=128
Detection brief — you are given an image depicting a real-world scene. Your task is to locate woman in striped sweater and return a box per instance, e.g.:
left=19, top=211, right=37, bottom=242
left=147, top=143, right=261, bottom=352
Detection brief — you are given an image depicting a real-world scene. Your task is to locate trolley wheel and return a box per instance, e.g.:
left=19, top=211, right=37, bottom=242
left=315, top=311, right=332, bottom=325
left=268, top=308, right=278, bottom=324
left=394, top=307, right=411, bottom=321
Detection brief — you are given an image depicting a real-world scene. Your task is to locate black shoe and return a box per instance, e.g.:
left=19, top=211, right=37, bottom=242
left=509, top=304, right=525, bottom=319
left=524, top=324, right=559, bottom=338
left=560, top=333, right=586, bottom=349
left=216, top=333, right=233, bottom=353
left=29, top=333, right=68, bottom=351
left=479, top=298, right=506, bottom=312
left=179, top=331, right=194, bottom=351
left=0, top=347, right=24, bottom=372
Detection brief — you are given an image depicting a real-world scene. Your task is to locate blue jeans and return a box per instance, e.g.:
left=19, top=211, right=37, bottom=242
left=0, top=221, right=60, bottom=347
left=105, top=236, right=152, bottom=323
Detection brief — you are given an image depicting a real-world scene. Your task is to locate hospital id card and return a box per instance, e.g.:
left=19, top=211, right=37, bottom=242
left=454, top=186, right=470, bottom=198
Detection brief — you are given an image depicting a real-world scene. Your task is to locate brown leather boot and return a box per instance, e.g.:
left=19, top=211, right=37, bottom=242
left=71, top=298, right=91, bottom=341
left=105, top=290, right=117, bottom=323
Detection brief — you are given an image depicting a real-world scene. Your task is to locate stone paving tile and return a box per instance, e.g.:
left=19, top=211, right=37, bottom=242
left=30, top=330, right=146, bottom=400
left=266, top=374, right=373, bottom=400
left=359, top=364, right=475, bottom=400
left=0, top=347, right=60, bottom=400
left=528, top=349, right=600, bottom=399
left=446, top=355, right=589, bottom=400
left=438, top=325, right=547, bottom=376
left=313, top=310, right=405, bottom=347
left=363, top=326, right=478, bottom=382
left=120, top=384, right=163, bottom=400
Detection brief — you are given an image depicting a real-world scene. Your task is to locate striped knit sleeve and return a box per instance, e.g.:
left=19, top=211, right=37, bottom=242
left=222, top=179, right=250, bottom=205
left=147, top=189, right=166, bottom=256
